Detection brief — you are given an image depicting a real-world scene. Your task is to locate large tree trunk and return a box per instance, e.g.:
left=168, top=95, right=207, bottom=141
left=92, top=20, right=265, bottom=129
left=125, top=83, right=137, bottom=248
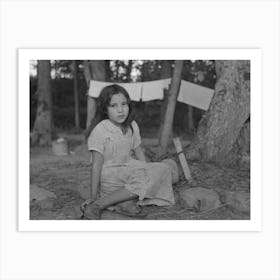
left=30, top=60, right=53, bottom=146
left=72, top=60, right=80, bottom=129
left=157, top=60, right=184, bottom=157
left=186, top=60, right=250, bottom=166
left=83, top=60, right=106, bottom=128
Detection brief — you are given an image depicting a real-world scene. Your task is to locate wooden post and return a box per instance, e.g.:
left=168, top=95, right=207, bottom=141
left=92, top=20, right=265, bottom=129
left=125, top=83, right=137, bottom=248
left=173, top=137, right=192, bottom=181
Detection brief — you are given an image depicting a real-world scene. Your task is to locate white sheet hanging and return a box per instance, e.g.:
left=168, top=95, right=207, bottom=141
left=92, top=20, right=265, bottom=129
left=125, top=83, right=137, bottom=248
left=141, top=78, right=171, bottom=101
left=178, top=80, right=214, bottom=110
left=88, top=79, right=214, bottom=110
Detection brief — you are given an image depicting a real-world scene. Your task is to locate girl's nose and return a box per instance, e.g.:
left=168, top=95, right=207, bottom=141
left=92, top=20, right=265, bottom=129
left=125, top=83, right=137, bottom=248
left=117, top=105, right=123, bottom=112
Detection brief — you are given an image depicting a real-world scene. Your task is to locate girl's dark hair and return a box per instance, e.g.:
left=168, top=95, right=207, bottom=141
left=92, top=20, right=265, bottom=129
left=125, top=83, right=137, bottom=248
left=85, top=84, right=134, bottom=139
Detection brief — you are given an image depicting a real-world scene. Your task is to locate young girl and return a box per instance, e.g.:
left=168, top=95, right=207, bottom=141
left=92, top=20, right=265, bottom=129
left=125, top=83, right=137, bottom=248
left=81, top=84, right=175, bottom=219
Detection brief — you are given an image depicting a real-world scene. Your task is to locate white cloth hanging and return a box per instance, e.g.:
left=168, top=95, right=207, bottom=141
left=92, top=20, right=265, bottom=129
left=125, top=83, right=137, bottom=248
left=88, top=79, right=214, bottom=110
left=88, top=80, right=142, bottom=101
left=178, top=80, right=214, bottom=110
left=141, top=78, right=171, bottom=101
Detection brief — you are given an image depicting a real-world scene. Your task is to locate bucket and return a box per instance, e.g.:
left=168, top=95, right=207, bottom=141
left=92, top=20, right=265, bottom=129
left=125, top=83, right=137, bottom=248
left=52, top=138, right=68, bottom=156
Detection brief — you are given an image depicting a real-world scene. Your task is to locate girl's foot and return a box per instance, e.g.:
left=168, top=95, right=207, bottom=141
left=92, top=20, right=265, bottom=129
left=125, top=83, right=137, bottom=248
left=81, top=202, right=103, bottom=220
left=113, top=201, right=147, bottom=218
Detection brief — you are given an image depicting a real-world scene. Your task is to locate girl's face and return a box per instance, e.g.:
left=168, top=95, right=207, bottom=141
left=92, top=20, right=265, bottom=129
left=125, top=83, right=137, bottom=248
left=107, top=93, right=129, bottom=126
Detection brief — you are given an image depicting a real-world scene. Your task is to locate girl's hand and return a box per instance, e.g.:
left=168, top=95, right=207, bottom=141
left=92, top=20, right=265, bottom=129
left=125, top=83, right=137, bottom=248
left=80, top=199, right=95, bottom=213
left=134, top=145, right=146, bottom=162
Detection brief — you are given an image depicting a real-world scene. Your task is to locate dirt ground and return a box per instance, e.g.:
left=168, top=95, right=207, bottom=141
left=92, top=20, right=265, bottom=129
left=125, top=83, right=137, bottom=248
left=30, top=133, right=250, bottom=220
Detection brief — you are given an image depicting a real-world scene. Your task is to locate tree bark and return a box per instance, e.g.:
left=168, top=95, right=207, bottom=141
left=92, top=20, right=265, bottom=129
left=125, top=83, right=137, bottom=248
left=158, top=60, right=172, bottom=138
left=126, top=60, right=133, bottom=82
left=227, top=120, right=250, bottom=169
left=158, top=60, right=184, bottom=157
left=83, top=60, right=92, bottom=88
left=30, top=60, right=53, bottom=146
left=186, top=60, right=250, bottom=165
left=72, top=60, right=80, bottom=129
left=187, top=105, right=194, bottom=132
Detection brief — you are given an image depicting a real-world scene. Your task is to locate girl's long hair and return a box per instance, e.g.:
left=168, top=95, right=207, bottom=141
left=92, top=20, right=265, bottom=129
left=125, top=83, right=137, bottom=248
left=85, top=84, right=135, bottom=139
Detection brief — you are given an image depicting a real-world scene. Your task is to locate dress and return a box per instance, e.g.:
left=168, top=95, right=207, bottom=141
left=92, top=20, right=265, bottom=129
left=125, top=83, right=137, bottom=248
left=87, top=119, right=175, bottom=206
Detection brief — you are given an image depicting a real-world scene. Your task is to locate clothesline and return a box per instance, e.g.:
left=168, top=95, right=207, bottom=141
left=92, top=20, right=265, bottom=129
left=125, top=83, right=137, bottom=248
left=88, top=78, right=214, bottom=111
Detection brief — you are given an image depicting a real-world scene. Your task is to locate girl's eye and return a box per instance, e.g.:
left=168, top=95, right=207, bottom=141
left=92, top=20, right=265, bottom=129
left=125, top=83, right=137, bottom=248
left=109, top=104, right=117, bottom=108
left=122, top=102, right=128, bottom=106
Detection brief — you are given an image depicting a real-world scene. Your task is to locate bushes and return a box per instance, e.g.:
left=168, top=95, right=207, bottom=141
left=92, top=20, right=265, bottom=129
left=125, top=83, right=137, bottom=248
left=30, top=107, right=87, bottom=131
left=53, top=107, right=87, bottom=129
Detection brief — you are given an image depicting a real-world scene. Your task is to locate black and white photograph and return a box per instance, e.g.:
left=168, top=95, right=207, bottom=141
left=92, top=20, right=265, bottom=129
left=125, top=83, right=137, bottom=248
left=23, top=51, right=258, bottom=228
left=1, top=1, right=279, bottom=279
left=18, top=48, right=261, bottom=232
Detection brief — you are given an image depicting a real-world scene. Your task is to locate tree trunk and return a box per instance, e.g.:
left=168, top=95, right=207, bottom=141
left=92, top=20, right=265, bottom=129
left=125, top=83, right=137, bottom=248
left=158, top=60, right=184, bottom=157
left=126, top=60, right=133, bottom=82
left=186, top=60, right=250, bottom=165
left=158, top=60, right=172, bottom=138
left=115, top=60, right=120, bottom=81
left=187, top=105, right=194, bottom=132
left=84, top=60, right=106, bottom=128
left=72, top=60, right=80, bottom=129
left=227, top=120, right=250, bottom=169
left=83, top=60, right=92, bottom=88
left=30, top=60, right=53, bottom=146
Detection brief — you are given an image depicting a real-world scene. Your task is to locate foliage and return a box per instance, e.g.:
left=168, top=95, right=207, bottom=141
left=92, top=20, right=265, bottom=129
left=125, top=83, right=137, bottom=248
left=182, top=60, right=216, bottom=88
left=30, top=60, right=217, bottom=132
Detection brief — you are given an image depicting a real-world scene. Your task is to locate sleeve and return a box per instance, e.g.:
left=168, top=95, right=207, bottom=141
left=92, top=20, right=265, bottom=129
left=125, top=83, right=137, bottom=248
left=87, top=124, right=105, bottom=155
left=132, top=121, right=142, bottom=149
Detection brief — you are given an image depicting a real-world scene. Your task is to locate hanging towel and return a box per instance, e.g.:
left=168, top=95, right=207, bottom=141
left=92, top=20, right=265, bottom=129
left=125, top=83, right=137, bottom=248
left=121, top=82, right=142, bottom=101
left=141, top=78, right=171, bottom=101
left=178, top=80, right=214, bottom=110
left=88, top=80, right=142, bottom=101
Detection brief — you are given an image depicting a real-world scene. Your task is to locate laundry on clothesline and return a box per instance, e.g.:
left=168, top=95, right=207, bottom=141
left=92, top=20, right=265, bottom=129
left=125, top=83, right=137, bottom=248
left=88, top=79, right=171, bottom=102
left=88, top=80, right=142, bottom=101
left=141, top=79, right=171, bottom=101
left=88, top=78, right=214, bottom=110
left=178, top=80, right=214, bottom=111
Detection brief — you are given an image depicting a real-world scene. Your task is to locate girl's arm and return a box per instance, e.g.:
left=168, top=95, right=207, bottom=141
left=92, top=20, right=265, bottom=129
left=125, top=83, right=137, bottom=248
left=134, top=145, right=146, bottom=162
left=90, top=150, right=104, bottom=200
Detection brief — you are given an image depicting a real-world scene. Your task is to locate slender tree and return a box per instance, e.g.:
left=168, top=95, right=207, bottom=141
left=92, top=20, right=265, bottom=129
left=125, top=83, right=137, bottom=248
left=157, top=60, right=184, bottom=157
left=187, top=105, right=194, bottom=131
left=30, top=60, right=53, bottom=146
left=72, top=60, right=80, bottom=129
left=158, top=60, right=172, bottom=137
left=126, top=60, right=133, bottom=82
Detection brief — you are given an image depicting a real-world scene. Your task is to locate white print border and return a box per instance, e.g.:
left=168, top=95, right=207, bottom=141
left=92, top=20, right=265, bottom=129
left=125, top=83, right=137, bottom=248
left=19, top=48, right=262, bottom=232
